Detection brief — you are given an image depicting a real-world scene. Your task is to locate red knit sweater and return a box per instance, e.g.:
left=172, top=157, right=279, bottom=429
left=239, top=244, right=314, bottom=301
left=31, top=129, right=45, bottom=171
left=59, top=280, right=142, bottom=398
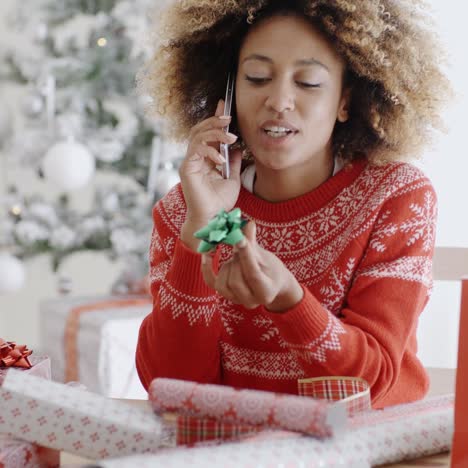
left=136, top=160, right=435, bottom=408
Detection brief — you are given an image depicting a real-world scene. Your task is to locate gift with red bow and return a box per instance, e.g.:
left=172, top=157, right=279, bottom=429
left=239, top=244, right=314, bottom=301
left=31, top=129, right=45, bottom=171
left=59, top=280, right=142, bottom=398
left=0, top=339, right=55, bottom=467
left=0, top=338, right=32, bottom=369
left=0, top=338, right=51, bottom=384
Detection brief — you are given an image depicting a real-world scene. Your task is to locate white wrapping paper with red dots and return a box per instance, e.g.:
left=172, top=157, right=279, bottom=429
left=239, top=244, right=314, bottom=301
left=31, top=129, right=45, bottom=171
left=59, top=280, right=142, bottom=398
left=98, top=431, right=370, bottom=468
left=0, top=370, right=174, bottom=460
left=98, top=394, right=453, bottom=468
left=350, top=393, right=454, bottom=466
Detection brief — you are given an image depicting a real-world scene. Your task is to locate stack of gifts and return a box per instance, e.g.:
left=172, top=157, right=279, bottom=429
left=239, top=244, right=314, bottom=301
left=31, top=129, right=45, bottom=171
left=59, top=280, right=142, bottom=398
left=39, top=294, right=151, bottom=398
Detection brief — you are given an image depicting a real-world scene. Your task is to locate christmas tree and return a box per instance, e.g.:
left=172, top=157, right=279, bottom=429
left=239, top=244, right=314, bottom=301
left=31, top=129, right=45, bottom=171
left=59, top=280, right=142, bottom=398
left=0, top=0, right=182, bottom=294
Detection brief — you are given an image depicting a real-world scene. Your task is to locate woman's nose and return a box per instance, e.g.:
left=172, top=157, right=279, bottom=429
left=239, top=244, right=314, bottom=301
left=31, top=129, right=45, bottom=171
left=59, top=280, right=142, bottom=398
left=264, top=79, right=295, bottom=113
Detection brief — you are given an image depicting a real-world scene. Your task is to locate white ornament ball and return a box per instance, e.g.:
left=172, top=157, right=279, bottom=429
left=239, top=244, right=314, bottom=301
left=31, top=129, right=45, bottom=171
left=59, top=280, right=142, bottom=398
left=0, top=253, right=26, bottom=294
left=42, top=141, right=95, bottom=191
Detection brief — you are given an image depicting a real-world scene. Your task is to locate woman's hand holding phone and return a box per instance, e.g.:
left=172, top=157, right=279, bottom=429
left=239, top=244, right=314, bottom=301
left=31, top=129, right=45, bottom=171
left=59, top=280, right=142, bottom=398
left=179, top=99, right=243, bottom=252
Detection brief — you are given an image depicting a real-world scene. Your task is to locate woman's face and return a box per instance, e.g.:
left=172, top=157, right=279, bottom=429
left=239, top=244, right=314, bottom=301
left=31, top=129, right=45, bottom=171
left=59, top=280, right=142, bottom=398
left=235, top=14, right=350, bottom=171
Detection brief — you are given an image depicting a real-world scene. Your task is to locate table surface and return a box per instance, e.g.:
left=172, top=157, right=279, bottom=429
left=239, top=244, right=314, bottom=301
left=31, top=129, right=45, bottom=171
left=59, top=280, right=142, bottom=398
left=61, top=367, right=456, bottom=467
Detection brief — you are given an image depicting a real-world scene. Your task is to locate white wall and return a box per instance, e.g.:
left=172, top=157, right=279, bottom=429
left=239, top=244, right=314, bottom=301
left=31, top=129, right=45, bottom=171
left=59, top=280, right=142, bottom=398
left=414, top=1, right=468, bottom=368
left=1, top=1, right=467, bottom=367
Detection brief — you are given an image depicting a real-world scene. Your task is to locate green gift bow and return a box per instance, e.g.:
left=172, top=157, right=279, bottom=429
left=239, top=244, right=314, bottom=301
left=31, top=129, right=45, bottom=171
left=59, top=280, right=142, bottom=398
left=194, top=208, right=248, bottom=253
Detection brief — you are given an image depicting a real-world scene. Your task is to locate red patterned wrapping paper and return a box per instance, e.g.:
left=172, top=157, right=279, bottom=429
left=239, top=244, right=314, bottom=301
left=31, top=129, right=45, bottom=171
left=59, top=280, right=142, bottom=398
left=0, top=356, right=51, bottom=385
left=0, top=370, right=175, bottom=460
left=150, top=378, right=347, bottom=439
left=98, top=394, right=454, bottom=468
left=0, top=435, right=59, bottom=468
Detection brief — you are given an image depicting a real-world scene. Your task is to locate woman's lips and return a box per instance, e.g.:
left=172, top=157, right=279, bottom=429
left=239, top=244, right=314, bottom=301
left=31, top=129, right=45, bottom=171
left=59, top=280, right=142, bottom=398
left=257, top=128, right=299, bottom=148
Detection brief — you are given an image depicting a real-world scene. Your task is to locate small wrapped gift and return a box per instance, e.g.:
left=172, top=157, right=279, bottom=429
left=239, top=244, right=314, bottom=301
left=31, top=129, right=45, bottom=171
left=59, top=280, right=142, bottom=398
left=0, top=337, right=51, bottom=385
left=149, top=378, right=347, bottom=440
left=0, top=355, right=51, bottom=384
left=0, top=370, right=174, bottom=460
left=0, top=435, right=59, bottom=468
left=0, top=339, right=32, bottom=368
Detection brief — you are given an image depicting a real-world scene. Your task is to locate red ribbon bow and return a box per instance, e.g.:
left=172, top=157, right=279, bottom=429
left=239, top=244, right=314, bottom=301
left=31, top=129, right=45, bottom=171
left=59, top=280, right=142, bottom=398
left=0, top=338, right=32, bottom=369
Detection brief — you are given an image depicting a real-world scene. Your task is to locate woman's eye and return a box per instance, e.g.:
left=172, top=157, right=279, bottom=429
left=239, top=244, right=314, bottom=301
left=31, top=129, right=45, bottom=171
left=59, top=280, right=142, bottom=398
left=245, top=75, right=271, bottom=84
left=297, top=82, right=321, bottom=88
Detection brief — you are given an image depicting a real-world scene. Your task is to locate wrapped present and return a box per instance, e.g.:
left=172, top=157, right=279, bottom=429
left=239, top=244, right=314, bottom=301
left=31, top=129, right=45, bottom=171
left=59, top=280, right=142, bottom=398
left=0, top=435, right=59, bottom=468
left=99, top=394, right=454, bottom=468
left=0, top=370, right=174, bottom=460
left=0, top=339, right=32, bottom=369
left=39, top=294, right=151, bottom=398
left=0, top=338, right=51, bottom=383
left=150, top=378, right=348, bottom=440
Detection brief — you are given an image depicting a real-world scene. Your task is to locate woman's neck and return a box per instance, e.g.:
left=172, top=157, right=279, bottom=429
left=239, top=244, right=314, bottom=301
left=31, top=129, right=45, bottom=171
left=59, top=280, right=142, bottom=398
left=253, top=154, right=335, bottom=203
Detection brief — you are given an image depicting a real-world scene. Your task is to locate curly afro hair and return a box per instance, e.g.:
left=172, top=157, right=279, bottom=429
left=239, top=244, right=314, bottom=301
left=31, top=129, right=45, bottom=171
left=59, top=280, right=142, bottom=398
left=138, top=0, right=453, bottom=164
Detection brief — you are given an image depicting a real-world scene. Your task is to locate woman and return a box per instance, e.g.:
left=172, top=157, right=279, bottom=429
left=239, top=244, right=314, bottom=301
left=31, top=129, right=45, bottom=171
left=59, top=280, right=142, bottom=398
left=136, top=0, right=451, bottom=408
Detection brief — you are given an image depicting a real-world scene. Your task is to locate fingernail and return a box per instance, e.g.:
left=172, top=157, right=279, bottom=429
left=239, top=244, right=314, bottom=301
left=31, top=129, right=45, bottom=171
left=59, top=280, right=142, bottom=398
left=227, top=132, right=238, bottom=140
left=219, top=115, right=231, bottom=120
left=189, top=153, right=201, bottom=161
left=217, top=153, right=226, bottom=163
left=238, top=238, right=247, bottom=249
left=201, top=255, right=207, bottom=265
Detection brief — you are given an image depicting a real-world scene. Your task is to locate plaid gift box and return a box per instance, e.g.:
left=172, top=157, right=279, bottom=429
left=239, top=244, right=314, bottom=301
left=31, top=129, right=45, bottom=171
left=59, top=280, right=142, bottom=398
left=298, top=376, right=370, bottom=417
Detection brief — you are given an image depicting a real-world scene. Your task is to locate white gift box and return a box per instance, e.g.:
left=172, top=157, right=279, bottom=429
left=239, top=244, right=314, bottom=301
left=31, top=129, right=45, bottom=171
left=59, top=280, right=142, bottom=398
left=0, top=370, right=173, bottom=460
left=39, top=295, right=151, bottom=398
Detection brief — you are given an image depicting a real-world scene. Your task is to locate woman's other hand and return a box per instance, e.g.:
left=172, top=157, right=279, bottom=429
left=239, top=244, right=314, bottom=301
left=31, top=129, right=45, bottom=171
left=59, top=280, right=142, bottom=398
left=201, top=221, right=304, bottom=312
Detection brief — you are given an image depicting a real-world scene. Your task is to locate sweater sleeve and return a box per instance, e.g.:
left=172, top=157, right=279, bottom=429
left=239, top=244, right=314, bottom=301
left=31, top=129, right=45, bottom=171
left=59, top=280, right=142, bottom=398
left=268, top=182, right=436, bottom=405
left=135, top=186, right=223, bottom=390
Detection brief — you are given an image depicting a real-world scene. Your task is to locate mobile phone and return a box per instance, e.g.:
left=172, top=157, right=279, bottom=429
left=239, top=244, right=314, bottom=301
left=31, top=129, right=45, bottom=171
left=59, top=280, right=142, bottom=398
left=220, top=73, right=235, bottom=179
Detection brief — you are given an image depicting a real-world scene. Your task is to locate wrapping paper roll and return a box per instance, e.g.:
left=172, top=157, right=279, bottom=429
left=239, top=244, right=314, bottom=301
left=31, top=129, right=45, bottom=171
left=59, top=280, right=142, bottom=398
left=150, top=378, right=347, bottom=439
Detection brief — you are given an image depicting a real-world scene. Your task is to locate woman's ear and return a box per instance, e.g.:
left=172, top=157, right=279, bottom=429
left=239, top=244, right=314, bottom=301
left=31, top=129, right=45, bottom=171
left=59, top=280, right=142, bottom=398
left=337, top=86, right=352, bottom=123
